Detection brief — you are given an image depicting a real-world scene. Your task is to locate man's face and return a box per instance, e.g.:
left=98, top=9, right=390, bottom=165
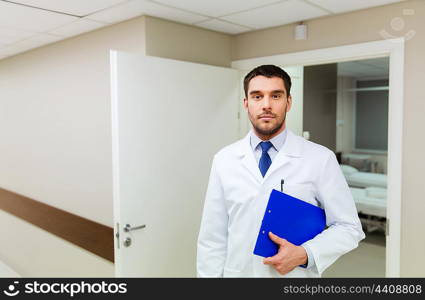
left=244, top=75, right=292, bottom=139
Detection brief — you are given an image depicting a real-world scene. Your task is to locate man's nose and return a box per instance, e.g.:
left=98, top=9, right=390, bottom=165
left=262, top=95, right=272, bottom=110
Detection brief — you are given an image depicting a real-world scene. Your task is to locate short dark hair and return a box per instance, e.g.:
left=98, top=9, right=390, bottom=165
left=243, top=65, right=292, bottom=97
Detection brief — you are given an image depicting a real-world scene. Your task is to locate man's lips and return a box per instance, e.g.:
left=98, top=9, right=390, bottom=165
left=259, top=115, right=275, bottom=120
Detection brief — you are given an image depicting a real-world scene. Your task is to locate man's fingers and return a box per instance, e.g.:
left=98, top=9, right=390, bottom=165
left=263, top=257, right=276, bottom=265
left=268, top=231, right=287, bottom=246
left=263, top=254, right=281, bottom=265
left=264, top=233, right=289, bottom=266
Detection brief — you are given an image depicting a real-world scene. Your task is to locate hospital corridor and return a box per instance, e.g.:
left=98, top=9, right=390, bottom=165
left=0, top=0, right=424, bottom=279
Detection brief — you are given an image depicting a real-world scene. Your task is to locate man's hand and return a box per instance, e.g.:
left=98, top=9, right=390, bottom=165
left=263, top=232, right=308, bottom=275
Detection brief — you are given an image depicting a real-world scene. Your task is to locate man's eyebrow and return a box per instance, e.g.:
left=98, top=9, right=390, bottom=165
left=249, top=90, right=262, bottom=95
left=249, top=89, right=286, bottom=95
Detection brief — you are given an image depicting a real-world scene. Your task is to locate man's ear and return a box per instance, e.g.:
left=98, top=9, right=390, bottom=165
left=243, top=98, right=248, bottom=110
left=286, top=95, right=292, bottom=112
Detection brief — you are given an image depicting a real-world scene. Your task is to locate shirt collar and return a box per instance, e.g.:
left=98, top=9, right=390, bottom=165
left=250, top=127, right=288, bottom=152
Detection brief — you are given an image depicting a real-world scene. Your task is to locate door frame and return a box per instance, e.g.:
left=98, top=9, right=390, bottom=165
left=231, top=38, right=404, bottom=277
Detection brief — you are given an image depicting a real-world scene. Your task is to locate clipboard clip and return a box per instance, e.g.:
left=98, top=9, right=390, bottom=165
left=280, top=179, right=284, bottom=192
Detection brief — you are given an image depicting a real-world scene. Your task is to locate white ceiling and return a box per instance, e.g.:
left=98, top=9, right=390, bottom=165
left=338, top=57, right=390, bottom=79
left=0, top=0, right=405, bottom=60
left=220, top=0, right=329, bottom=30
left=7, top=0, right=129, bottom=16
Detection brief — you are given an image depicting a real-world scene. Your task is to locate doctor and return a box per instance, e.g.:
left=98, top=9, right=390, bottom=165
left=197, top=65, right=365, bottom=278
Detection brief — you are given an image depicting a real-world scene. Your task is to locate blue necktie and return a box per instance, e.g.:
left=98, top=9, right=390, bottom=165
left=259, top=141, right=273, bottom=177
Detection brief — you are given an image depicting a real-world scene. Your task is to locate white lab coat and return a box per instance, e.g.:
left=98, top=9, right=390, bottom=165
left=197, top=129, right=365, bottom=277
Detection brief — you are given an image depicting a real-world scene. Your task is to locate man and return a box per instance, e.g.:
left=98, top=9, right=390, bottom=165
left=197, top=65, right=365, bottom=278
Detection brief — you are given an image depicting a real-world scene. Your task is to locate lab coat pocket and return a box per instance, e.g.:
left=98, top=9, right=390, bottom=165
left=281, top=183, right=320, bottom=208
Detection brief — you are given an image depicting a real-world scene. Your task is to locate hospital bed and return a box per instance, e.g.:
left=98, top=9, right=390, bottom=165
left=350, top=187, right=387, bottom=218
left=349, top=187, right=387, bottom=233
left=340, top=164, right=387, bottom=232
left=340, top=164, right=387, bottom=188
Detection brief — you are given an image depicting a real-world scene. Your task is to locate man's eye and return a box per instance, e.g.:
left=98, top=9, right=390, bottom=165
left=253, top=95, right=262, bottom=100
left=272, top=94, right=282, bottom=99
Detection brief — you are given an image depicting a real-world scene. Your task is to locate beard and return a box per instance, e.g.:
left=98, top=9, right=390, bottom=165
left=249, top=110, right=287, bottom=137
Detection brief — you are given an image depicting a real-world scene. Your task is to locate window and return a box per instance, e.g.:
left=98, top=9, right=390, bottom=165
left=354, top=79, right=389, bottom=152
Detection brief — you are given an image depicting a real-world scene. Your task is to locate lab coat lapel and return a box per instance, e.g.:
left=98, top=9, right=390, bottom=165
left=263, top=130, right=303, bottom=182
left=262, top=151, right=292, bottom=182
left=238, top=132, right=262, bottom=183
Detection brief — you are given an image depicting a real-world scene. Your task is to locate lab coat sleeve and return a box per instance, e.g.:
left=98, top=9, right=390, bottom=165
left=197, top=155, right=228, bottom=277
left=301, top=244, right=316, bottom=269
left=301, top=151, right=365, bottom=275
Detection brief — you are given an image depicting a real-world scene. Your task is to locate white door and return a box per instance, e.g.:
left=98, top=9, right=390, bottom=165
left=110, top=51, right=240, bottom=277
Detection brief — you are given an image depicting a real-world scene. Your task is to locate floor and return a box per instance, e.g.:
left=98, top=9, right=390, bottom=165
left=0, top=261, right=20, bottom=277
left=323, top=230, right=386, bottom=277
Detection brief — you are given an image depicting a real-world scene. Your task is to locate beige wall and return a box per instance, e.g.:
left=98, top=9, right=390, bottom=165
left=0, top=17, right=146, bottom=229
left=0, top=210, right=114, bottom=277
left=232, top=0, right=425, bottom=276
left=145, top=16, right=232, bottom=67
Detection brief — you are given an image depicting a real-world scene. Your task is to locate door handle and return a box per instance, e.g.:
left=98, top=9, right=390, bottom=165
left=123, top=224, right=146, bottom=232
left=123, top=237, right=131, bottom=247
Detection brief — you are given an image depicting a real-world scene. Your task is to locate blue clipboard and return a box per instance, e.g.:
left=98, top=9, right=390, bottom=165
left=253, top=189, right=326, bottom=258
